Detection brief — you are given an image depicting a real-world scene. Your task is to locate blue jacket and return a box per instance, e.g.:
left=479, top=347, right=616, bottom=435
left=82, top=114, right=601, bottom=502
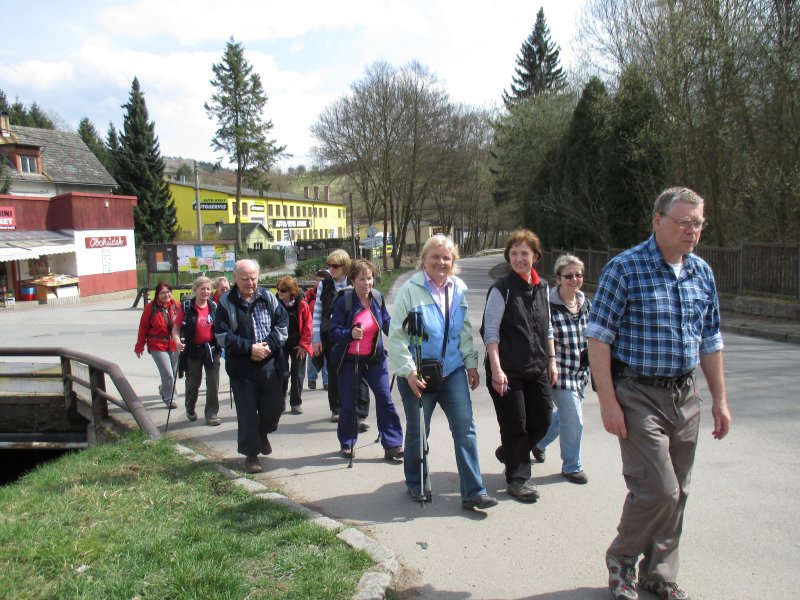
left=329, top=289, right=390, bottom=373
left=388, top=271, right=479, bottom=378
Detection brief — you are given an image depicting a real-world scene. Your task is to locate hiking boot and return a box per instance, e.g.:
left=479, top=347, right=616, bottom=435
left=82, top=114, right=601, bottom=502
left=165, top=401, right=178, bottom=409
left=507, top=479, right=540, bottom=502
left=290, top=405, right=304, bottom=415
left=205, top=416, right=221, bottom=426
left=639, top=577, right=691, bottom=600
left=606, top=555, right=638, bottom=599
left=358, top=418, right=370, bottom=432
left=308, top=380, right=316, bottom=390
left=532, top=446, right=546, bottom=463
left=408, top=487, right=430, bottom=503
left=461, top=493, right=498, bottom=510
left=384, top=446, right=404, bottom=460
left=244, top=456, right=262, bottom=474
left=494, top=445, right=505, bottom=464
left=330, top=412, right=339, bottom=423
left=323, top=383, right=329, bottom=390
left=186, top=409, right=198, bottom=421
left=562, top=470, right=588, bottom=484
left=261, top=434, right=272, bottom=456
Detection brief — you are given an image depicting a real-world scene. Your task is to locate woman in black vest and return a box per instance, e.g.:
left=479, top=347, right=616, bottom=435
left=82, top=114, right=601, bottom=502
left=480, top=229, right=557, bottom=503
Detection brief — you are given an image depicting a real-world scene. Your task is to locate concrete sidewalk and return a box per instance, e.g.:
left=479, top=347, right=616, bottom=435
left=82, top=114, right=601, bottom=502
left=1, top=257, right=798, bottom=599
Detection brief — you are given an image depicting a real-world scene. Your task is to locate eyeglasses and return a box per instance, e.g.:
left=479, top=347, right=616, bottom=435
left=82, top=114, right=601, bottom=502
left=663, top=215, right=709, bottom=231
left=559, top=273, right=584, bottom=280
left=277, top=288, right=288, bottom=293
left=327, top=263, right=340, bottom=269
left=158, top=290, right=171, bottom=295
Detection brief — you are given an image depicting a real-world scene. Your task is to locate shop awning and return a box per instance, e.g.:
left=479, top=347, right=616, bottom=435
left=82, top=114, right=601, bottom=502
left=0, top=231, right=76, bottom=262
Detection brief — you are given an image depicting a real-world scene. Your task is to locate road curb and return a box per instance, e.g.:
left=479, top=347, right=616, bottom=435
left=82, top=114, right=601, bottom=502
left=173, top=443, right=397, bottom=599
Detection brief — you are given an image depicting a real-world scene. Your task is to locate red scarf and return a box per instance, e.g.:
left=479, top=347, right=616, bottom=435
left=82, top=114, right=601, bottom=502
left=515, top=268, right=540, bottom=285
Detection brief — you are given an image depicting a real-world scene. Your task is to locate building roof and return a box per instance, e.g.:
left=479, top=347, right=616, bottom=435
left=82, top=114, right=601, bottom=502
left=169, top=180, right=345, bottom=206
left=202, top=222, right=274, bottom=241
left=4, top=125, right=117, bottom=188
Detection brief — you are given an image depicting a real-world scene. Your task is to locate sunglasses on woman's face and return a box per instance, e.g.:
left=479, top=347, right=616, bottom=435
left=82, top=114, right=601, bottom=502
left=327, top=263, right=340, bottom=269
left=560, top=273, right=584, bottom=280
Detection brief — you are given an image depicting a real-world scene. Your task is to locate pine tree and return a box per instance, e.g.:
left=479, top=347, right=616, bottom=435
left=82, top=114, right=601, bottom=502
left=503, top=8, right=567, bottom=108
left=205, top=37, right=286, bottom=253
left=77, top=117, right=109, bottom=168
left=114, top=77, right=178, bottom=247
left=105, top=122, right=120, bottom=183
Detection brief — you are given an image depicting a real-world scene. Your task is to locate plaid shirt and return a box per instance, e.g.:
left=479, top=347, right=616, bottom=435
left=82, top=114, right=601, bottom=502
left=586, top=235, right=723, bottom=377
left=551, top=289, right=590, bottom=391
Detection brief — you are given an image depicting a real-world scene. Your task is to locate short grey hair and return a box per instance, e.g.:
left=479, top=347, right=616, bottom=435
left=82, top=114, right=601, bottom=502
left=554, top=253, right=584, bottom=277
left=653, top=187, right=704, bottom=218
left=234, top=258, right=260, bottom=277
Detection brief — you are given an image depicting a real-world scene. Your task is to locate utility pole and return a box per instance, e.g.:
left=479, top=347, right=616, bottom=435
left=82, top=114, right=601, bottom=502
left=194, top=160, right=203, bottom=241
left=349, top=192, right=357, bottom=258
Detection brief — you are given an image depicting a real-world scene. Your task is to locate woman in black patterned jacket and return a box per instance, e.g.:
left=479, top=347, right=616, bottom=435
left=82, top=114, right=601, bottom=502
left=535, top=253, right=591, bottom=484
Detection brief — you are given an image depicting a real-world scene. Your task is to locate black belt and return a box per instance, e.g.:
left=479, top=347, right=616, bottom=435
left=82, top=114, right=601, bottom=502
left=611, top=361, right=693, bottom=390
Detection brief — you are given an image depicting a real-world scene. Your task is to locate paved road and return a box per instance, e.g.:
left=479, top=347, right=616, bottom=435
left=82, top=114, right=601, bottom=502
left=2, top=255, right=799, bottom=599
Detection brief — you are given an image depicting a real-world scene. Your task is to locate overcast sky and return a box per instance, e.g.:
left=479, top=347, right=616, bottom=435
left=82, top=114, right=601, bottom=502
left=1, top=0, right=583, bottom=170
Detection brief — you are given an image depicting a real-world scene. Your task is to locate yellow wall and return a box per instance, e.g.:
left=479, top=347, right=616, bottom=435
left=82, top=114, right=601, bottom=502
left=170, top=182, right=348, bottom=243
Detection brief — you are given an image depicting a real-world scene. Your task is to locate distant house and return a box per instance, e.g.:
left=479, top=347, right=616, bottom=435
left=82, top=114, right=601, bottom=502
left=0, top=112, right=137, bottom=303
left=202, top=222, right=273, bottom=251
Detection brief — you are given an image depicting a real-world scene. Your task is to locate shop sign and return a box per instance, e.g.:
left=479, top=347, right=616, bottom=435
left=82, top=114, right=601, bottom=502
left=272, top=219, right=310, bottom=228
left=192, top=200, right=228, bottom=210
left=85, top=236, right=127, bottom=248
left=0, top=206, right=16, bottom=230
left=251, top=204, right=265, bottom=212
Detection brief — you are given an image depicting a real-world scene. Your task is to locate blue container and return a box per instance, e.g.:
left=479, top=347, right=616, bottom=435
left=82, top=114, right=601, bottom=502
left=20, top=286, right=35, bottom=301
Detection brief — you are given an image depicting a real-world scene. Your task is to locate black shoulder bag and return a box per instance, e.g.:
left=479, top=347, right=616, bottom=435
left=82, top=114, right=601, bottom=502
left=418, top=286, right=449, bottom=393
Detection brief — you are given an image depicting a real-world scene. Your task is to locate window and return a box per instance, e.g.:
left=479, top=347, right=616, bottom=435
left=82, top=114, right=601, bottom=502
left=242, top=203, right=248, bottom=216
left=283, top=205, right=287, bottom=217
left=20, top=155, right=38, bottom=173
left=290, top=206, right=294, bottom=217
left=253, top=242, right=263, bottom=250
left=302, top=206, right=306, bottom=217
left=276, top=230, right=282, bottom=241
left=324, top=208, right=328, bottom=217
left=268, top=204, right=273, bottom=216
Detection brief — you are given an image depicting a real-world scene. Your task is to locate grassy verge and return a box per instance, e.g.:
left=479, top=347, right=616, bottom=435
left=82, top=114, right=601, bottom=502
left=376, top=267, right=413, bottom=295
left=0, top=431, right=372, bottom=600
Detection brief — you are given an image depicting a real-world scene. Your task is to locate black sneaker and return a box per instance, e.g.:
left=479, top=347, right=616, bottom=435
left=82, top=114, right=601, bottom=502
left=494, top=445, right=505, bottom=464
left=532, top=446, right=546, bottom=463
left=330, top=412, right=339, bottom=423
left=308, top=380, right=316, bottom=390
left=461, top=493, right=498, bottom=510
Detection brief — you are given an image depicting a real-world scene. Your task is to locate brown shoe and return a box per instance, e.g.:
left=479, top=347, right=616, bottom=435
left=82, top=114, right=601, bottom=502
left=261, top=434, right=272, bottom=456
left=244, top=456, right=262, bottom=474
left=358, top=418, right=370, bottom=432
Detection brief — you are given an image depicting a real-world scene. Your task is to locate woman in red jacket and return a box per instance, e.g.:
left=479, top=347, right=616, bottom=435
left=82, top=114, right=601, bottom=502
left=135, top=281, right=181, bottom=409
left=276, top=275, right=312, bottom=414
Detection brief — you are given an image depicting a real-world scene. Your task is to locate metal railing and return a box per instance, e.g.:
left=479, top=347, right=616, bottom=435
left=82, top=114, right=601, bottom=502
left=0, top=347, right=161, bottom=441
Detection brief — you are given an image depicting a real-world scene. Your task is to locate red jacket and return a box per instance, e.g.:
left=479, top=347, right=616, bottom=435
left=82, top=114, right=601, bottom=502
left=135, top=299, right=180, bottom=353
left=295, top=298, right=313, bottom=354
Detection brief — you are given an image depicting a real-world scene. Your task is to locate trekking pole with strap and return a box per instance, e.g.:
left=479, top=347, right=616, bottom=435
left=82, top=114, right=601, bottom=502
left=410, top=308, right=432, bottom=505
left=348, top=324, right=363, bottom=469
left=164, top=349, right=180, bottom=433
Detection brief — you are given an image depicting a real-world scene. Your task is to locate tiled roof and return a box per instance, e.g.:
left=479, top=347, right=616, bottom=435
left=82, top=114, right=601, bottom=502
left=5, top=125, right=117, bottom=187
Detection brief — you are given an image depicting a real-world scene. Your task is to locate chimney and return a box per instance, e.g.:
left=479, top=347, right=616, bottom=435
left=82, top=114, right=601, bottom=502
left=0, top=112, right=10, bottom=137
left=303, top=186, right=309, bottom=199
left=324, top=185, right=330, bottom=201
left=313, top=186, right=319, bottom=199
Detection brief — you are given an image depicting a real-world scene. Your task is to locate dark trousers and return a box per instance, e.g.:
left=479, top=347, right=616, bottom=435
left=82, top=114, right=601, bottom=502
left=184, top=352, right=220, bottom=418
left=325, top=345, right=370, bottom=417
left=607, top=377, right=700, bottom=583
left=336, top=356, right=403, bottom=450
left=230, top=360, right=284, bottom=457
left=488, top=370, right=553, bottom=483
left=281, top=351, right=306, bottom=407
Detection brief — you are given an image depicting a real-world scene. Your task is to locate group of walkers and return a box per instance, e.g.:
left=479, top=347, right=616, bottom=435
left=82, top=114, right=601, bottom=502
left=134, top=185, right=731, bottom=600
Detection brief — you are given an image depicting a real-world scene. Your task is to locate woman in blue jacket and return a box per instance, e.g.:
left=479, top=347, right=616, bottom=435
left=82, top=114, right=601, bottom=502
left=329, top=259, right=403, bottom=460
left=388, top=235, right=497, bottom=511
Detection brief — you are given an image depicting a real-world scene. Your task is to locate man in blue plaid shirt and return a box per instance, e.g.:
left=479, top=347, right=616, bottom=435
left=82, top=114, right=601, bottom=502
left=587, top=187, right=732, bottom=600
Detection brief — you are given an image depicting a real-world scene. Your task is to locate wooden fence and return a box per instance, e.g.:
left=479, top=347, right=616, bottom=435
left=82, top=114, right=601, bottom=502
left=540, top=242, right=800, bottom=300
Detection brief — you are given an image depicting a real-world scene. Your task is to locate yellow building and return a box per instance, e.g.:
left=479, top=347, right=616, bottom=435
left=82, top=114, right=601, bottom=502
left=168, top=182, right=348, bottom=245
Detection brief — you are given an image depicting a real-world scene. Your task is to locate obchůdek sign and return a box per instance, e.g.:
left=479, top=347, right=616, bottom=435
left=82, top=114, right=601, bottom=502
left=85, top=236, right=127, bottom=248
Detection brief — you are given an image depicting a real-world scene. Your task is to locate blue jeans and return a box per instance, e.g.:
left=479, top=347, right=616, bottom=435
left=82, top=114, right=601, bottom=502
left=398, top=368, right=487, bottom=501
left=307, top=357, right=328, bottom=385
left=537, top=387, right=584, bottom=474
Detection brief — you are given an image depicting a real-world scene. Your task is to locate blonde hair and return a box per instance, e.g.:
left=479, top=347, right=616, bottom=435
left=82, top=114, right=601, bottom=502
left=417, top=234, right=461, bottom=275
left=191, top=276, right=212, bottom=293
left=327, top=249, right=351, bottom=272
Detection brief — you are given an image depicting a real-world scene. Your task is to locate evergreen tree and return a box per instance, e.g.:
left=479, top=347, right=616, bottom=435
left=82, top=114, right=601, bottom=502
left=77, top=117, right=109, bottom=168
left=503, top=8, right=568, bottom=108
left=603, top=66, right=667, bottom=247
left=0, top=90, right=55, bottom=129
left=105, top=122, right=120, bottom=183
left=205, top=37, right=286, bottom=253
left=115, top=77, right=178, bottom=247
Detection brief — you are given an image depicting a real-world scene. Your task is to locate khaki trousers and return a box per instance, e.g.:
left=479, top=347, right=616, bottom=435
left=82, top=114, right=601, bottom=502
left=607, top=377, right=700, bottom=582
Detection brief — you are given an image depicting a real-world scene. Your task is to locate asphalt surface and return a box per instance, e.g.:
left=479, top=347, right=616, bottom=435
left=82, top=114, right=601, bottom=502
left=2, top=255, right=799, bottom=599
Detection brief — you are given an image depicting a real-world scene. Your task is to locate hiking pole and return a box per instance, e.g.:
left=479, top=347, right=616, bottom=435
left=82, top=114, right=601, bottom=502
left=164, top=350, right=180, bottom=433
left=410, top=309, right=431, bottom=507
left=348, top=325, right=363, bottom=469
